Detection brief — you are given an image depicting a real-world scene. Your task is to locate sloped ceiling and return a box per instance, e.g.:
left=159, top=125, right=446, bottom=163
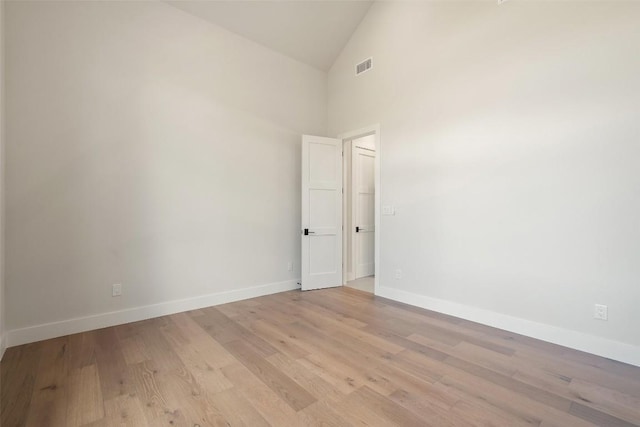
left=167, top=1, right=373, bottom=71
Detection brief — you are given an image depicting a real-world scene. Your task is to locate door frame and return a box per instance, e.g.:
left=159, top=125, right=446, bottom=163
left=338, top=124, right=380, bottom=295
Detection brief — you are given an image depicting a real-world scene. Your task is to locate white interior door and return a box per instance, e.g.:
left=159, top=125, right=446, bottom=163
left=352, top=144, right=375, bottom=279
left=301, top=135, right=343, bottom=291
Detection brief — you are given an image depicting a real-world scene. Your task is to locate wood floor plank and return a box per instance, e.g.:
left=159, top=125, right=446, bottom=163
left=93, top=328, right=135, bottom=400
left=66, top=364, right=105, bottom=427
left=568, top=379, right=640, bottom=425
left=279, top=321, right=410, bottom=396
left=273, top=294, right=406, bottom=355
left=119, top=336, right=151, bottom=366
left=341, top=385, right=427, bottom=427
left=128, top=360, right=172, bottom=422
left=270, top=291, right=369, bottom=329
left=172, top=312, right=237, bottom=369
left=222, top=339, right=317, bottom=411
left=246, top=319, right=311, bottom=359
left=415, top=335, right=518, bottom=376
left=206, top=388, right=271, bottom=427
left=514, top=348, right=640, bottom=399
left=3, top=287, right=640, bottom=427
left=1, top=343, right=42, bottom=427
left=131, top=324, right=230, bottom=426
left=303, top=292, right=420, bottom=337
left=25, top=337, right=69, bottom=427
left=192, top=307, right=278, bottom=358
left=67, top=332, right=98, bottom=370
left=299, top=400, right=355, bottom=427
left=389, top=388, right=471, bottom=427
left=386, top=348, right=446, bottom=384
left=221, top=362, right=301, bottom=426
left=383, top=303, right=517, bottom=356
left=295, top=353, right=363, bottom=395
left=361, top=323, right=451, bottom=363
left=444, top=353, right=573, bottom=412
left=266, top=352, right=347, bottom=404
left=440, top=370, right=596, bottom=427
left=159, top=318, right=234, bottom=394
left=450, top=398, right=539, bottom=427
left=99, top=393, right=148, bottom=427
left=569, top=401, right=639, bottom=427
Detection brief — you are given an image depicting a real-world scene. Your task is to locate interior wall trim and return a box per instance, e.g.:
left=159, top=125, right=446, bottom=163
left=5, top=279, right=300, bottom=349
left=377, top=286, right=640, bottom=368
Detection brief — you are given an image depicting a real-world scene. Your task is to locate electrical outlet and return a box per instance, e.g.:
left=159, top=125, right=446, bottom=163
left=594, top=304, right=608, bottom=320
left=287, top=261, right=293, bottom=271
left=382, top=205, right=395, bottom=216
left=395, top=269, right=402, bottom=279
left=112, top=283, right=122, bottom=297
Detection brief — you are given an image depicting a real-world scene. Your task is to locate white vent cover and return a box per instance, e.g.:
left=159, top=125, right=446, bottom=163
left=355, top=58, right=373, bottom=76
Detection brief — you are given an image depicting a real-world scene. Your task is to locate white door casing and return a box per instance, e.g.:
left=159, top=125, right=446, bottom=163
left=352, top=144, right=375, bottom=279
left=301, top=135, right=343, bottom=290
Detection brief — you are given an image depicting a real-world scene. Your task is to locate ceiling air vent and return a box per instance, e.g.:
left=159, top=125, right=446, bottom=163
left=355, top=57, right=373, bottom=76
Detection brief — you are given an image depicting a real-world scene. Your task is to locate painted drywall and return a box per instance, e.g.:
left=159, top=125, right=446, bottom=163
left=0, top=0, right=6, bottom=359
left=167, top=0, right=373, bottom=71
left=5, top=1, right=326, bottom=336
left=328, top=2, right=640, bottom=360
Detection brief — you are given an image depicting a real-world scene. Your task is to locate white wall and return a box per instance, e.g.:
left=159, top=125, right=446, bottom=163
left=329, top=2, right=640, bottom=364
left=0, top=0, right=6, bottom=359
left=5, top=1, right=326, bottom=342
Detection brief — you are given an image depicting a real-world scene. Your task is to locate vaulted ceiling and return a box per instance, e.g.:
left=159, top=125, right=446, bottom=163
left=167, top=1, right=373, bottom=71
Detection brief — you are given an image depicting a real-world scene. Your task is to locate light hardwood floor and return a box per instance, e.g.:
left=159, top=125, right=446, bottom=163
left=344, top=276, right=374, bottom=293
left=2, top=287, right=640, bottom=426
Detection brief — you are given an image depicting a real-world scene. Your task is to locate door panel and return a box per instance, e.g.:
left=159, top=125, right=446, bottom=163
left=352, top=145, right=375, bottom=279
left=309, top=143, right=338, bottom=183
left=301, top=135, right=343, bottom=290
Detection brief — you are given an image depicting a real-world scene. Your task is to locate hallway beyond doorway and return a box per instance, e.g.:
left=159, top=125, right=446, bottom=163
left=344, top=276, right=374, bottom=293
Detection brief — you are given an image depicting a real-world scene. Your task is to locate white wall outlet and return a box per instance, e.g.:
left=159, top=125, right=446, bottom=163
left=382, top=205, right=395, bottom=216
left=395, top=269, right=402, bottom=279
left=287, top=261, right=293, bottom=271
left=112, top=283, right=122, bottom=297
left=594, top=304, right=608, bottom=320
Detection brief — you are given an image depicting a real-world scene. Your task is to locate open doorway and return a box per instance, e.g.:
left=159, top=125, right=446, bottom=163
left=299, top=126, right=379, bottom=293
left=339, top=125, right=380, bottom=294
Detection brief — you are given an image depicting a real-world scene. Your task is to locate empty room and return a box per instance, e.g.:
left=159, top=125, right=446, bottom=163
left=1, top=0, right=639, bottom=426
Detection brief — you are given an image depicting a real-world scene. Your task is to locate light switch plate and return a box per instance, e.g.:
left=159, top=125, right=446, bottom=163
left=382, top=205, right=395, bottom=215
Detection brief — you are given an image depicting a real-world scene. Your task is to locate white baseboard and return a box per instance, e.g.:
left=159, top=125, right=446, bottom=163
left=6, top=279, right=299, bottom=348
left=376, top=286, right=640, bottom=368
